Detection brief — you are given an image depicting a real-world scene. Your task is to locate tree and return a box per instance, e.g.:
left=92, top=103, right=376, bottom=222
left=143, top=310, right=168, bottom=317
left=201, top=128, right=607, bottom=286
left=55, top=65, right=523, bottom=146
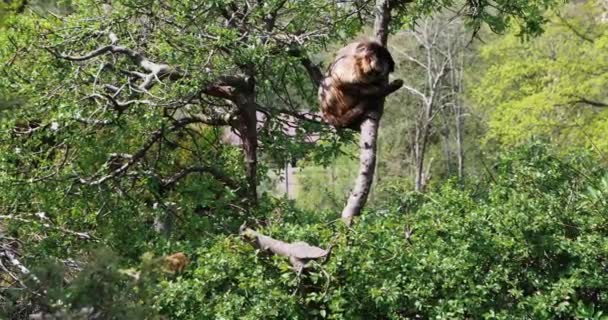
left=398, top=15, right=467, bottom=191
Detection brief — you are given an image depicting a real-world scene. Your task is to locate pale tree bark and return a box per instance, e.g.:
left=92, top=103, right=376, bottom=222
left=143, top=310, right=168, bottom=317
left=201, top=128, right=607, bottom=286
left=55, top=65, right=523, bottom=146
left=449, top=43, right=466, bottom=180
left=239, top=226, right=329, bottom=272
left=341, top=0, right=399, bottom=225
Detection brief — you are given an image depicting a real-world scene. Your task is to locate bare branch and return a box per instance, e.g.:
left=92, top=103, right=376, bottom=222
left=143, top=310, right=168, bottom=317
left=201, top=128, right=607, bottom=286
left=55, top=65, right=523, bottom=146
left=403, top=53, right=428, bottom=69
left=161, top=165, right=241, bottom=191
left=401, top=83, right=428, bottom=104
left=240, top=226, right=328, bottom=272
left=48, top=36, right=182, bottom=91
left=0, top=215, right=96, bottom=241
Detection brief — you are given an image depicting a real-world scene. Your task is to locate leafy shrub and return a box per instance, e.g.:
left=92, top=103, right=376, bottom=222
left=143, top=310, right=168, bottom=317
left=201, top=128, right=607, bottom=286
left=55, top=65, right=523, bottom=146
left=155, top=144, right=608, bottom=319
left=2, top=248, right=164, bottom=320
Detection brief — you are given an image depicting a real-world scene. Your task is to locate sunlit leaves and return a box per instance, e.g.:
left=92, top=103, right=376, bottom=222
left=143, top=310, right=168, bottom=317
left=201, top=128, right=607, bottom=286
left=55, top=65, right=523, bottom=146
left=472, top=1, right=608, bottom=155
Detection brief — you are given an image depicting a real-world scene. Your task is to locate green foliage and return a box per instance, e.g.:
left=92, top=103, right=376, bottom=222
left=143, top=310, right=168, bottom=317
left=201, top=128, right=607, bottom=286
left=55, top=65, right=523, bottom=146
left=0, top=1, right=27, bottom=27
left=148, top=144, right=608, bottom=319
left=398, top=0, right=566, bottom=37
left=3, top=248, right=165, bottom=320
left=6, top=144, right=608, bottom=319
left=472, top=0, right=608, bottom=155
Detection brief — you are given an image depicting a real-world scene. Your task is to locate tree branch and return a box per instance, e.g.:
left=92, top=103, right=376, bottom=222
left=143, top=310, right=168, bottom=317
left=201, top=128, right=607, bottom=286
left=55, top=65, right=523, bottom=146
left=48, top=35, right=182, bottom=91
left=556, top=14, right=595, bottom=43
left=288, top=48, right=323, bottom=87
left=161, top=165, right=241, bottom=191
left=240, top=226, right=328, bottom=272
left=401, top=83, right=428, bottom=104
left=341, top=0, right=398, bottom=225
left=570, top=97, right=608, bottom=108
left=78, top=117, right=214, bottom=186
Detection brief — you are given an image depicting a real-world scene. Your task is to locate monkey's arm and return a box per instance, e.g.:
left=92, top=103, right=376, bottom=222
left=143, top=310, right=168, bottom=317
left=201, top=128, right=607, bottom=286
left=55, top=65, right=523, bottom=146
left=383, top=79, right=404, bottom=95
left=332, top=104, right=367, bottom=128
left=340, top=79, right=403, bottom=97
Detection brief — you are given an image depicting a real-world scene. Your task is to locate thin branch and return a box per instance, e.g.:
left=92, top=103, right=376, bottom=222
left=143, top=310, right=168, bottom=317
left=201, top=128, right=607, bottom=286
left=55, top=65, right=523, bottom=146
left=0, top=215, right=96, bottom=241
left=569, top=97, right=608, bottom=108
left=161, top=165, right=241, bottom=191
left=394, top=48, right=428, bottom=69
left=79, top=117, right=214, bottom=186
left=401, top=83, right=428, bottom=104
left=556, top=14, right=595, bottom=43
left=288, top=48, right=323, bottom=87
left=83, top=93, right=155, bottom=112
left=71, top=117, right=113, bottom=126
left=256, top=103, right=325, bottom=125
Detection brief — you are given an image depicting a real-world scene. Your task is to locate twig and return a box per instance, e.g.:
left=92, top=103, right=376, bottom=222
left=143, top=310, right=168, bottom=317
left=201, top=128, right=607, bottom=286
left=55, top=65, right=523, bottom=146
left=0, top=215, right=96, bottom=241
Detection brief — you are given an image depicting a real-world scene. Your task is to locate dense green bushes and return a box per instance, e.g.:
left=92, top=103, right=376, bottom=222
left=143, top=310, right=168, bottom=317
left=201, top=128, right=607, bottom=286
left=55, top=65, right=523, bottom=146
left=14, top=145, right=605, bottom=319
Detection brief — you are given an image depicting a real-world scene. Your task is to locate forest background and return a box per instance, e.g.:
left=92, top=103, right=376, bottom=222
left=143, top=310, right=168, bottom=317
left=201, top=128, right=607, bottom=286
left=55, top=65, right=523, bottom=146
left=1, top=0, right=608, bottom=319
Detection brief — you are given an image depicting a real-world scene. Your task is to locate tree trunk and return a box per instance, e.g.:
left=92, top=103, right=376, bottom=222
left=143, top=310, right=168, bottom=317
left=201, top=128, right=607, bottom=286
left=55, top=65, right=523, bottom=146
left=239, top=101, right=258, bottom=204
left=414, top=101, right=432, bottom=192
left=341, top=0, right=395, bottom=224
left=455, top=104, right=464, bottom=179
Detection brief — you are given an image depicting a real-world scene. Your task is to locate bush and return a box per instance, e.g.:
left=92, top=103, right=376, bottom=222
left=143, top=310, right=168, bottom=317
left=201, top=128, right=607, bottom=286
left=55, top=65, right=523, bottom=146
left=2, top=248, right=164, bottom=320
left=156, top=144, right=608, bottom=319
left=5, top=144, right=608, bottom=319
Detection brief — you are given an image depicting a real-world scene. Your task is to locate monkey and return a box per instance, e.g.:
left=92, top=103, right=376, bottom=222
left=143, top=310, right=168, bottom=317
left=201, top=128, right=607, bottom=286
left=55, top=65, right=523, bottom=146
left=163, top=252, right=189, bottom=273
left=318, top=40, right=403, bottom=130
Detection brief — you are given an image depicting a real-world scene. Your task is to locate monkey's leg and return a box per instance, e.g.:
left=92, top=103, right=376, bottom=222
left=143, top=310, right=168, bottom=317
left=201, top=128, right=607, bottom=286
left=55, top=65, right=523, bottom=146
left=341, top=79, right=404, bottom=97
left=340, top=83, right=384, bottom=97
left=333, top=103, right=367, bottom=128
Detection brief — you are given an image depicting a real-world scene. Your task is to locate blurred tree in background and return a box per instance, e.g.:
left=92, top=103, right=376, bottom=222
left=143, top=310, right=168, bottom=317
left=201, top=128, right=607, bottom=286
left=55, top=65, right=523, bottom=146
left=473, top=0, right=608, bottom=155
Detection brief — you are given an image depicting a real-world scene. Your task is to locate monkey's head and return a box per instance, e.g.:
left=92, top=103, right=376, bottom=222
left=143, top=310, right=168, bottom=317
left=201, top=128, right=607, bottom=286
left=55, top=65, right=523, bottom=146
left=354, top=41, right=395, bottom=80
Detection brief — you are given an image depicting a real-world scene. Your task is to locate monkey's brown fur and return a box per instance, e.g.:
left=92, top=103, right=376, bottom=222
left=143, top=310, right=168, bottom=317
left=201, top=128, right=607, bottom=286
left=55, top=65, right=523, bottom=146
left=318, top=40, right=403, bottom=130
left=163, top=252, right=188, bottom=273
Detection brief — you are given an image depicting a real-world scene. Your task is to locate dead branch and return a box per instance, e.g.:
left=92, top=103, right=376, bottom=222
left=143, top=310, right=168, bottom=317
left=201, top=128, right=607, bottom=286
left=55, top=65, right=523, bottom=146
left=239, top=225, right=328, bottom=272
